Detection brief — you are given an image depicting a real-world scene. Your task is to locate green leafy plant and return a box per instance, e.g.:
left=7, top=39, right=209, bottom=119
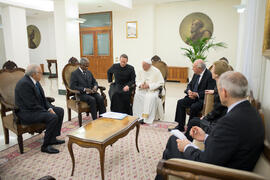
left=181, top=37, right=227, bottom=63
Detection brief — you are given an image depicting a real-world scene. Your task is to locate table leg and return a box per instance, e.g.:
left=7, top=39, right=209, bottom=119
left=135, top=123, right=140, bottom=153
left=68, top=140, right=75, bottom=176
left=98, top=146, right=105, bottom=180
left=48, top=62, right=52, bottom=77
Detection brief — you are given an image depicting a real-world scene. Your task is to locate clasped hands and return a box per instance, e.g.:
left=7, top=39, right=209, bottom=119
left=176, top=126, right=206, bottom=152
left=188, top=90, right=198, bottom=99
left=139, top=82, right=149, bottom=89
left=85, top=86, right=98, bottom=94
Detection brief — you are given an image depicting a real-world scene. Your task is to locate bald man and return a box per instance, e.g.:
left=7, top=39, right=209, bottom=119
left=170, top=59, right=215, bottom=132
left=133, top=59, right=164, bottom=124
left=15, top=64, right=64, bottom=154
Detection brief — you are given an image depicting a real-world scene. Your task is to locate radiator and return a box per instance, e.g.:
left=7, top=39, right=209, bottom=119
left=167, top=66, right=188, bottom=83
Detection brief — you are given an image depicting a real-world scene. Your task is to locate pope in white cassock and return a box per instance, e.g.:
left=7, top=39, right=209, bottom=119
left=133, top=59, right=165, bottom=124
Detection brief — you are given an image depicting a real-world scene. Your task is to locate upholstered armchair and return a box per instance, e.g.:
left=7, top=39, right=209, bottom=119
left=152, top=60, right=168, bottom=111
left=62, top=63, right=107, bottom=127
left=1, top=60, right=55, bottom=104
left=0, top=68, right=46, bottom=154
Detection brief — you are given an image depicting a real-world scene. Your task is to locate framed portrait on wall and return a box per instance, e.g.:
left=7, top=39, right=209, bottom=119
left=263, top=0, right=270, bottom=58
left=126, top=21, right=137, bottom=38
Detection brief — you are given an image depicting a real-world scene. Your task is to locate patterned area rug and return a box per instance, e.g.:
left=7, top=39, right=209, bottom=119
left=0, top=116, right=176, bottom=180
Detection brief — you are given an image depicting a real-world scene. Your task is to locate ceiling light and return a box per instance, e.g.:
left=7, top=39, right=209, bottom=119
left=234, top=4, right=246, bottom=13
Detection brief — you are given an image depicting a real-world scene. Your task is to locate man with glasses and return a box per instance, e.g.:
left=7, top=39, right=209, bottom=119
left=70, top=57, right=106, bottom=120
left=15, top=64, right=64, bottom=154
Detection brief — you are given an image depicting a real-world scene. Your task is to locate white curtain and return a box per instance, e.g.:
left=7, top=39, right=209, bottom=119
left=236, top=0, right=267, bottom=99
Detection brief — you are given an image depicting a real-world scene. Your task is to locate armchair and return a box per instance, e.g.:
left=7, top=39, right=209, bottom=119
left=0, top=68, right=46, bottom=154
left=62, top=63, right=107, bottom=127
left=152, top=60, right=168, bottom=111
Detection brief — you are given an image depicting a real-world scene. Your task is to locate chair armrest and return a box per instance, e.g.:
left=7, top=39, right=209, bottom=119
left=98, top=86, right=106, bottom=91
left=157, top=159, right=265, bottom=180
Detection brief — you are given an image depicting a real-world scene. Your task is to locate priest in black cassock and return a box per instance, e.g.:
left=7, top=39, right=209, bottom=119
left=107, top=54, right=136, bottom=114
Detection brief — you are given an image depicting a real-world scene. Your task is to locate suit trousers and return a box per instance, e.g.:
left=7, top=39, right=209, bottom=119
left=174, top=96, right=203, bottom=131
left=155, top=135, right=185, bottom=180
left=17, top=106, right=64, bottom=148
left=80, top=93, right=106, bottom=120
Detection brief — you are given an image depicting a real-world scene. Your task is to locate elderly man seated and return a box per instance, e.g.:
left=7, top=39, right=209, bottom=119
left=133, top=59, right=164, bottom=124
left=155, top=71, right=264, bottom=180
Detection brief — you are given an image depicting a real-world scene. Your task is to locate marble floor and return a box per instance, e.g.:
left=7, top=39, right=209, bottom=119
left=0, top=75, right=187, bottom=151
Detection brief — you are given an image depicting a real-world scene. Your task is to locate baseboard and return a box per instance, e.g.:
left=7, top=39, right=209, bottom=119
left=58, top=89, right=66, bottom=95
left=43, top=72, right=57, bottom=76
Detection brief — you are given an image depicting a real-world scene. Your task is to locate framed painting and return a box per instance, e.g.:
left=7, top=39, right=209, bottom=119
left=126, top=21, right=137, bottom=38
left=263, top=0, right=270, bottom=58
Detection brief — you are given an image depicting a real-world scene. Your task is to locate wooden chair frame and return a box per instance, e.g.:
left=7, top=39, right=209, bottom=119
left=0, top=68, right=46, bottom=154
left=62, top=63, right=107, bottom=127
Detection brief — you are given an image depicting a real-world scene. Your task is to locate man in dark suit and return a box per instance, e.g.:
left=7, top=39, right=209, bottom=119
left=171, top=59, right=215, bottom=131
left=15, top=64, right=64, bottom=154
left=70, top=57, right=106, bottom=120
left=156, top=71, right=264, bottom=180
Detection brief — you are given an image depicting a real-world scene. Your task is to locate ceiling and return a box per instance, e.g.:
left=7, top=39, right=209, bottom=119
left=0, top=0, right=201, bottom=18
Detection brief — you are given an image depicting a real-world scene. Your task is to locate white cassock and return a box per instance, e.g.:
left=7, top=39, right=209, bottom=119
left=133, top=66, right=164, bottom=124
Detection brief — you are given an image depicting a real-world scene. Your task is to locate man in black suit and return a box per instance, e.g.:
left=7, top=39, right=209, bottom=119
left=156, top=72, right=264, bottom=180
left=70, top=57, right=106, bottom=120
left=171, top=59, right=215, bottom=131
left=15, top=64, right=64, bottom=154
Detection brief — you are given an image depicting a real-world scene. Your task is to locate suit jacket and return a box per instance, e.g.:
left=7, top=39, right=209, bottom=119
left=185, top=68, right=215, bottom=101
left=70, top=68, right=98, bottom=94
left=15, top=75, right=52, bottom=120
left=184, top=100, right=264, bottom=171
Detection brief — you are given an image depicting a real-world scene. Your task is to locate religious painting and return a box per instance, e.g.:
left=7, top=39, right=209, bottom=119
left=263, top=0, right=270, bottom=58
left=126, top=21, right=137, bottom=38
left=179, top=12, right=213, bottom=45
left=27, top=25, right=41, bottom=49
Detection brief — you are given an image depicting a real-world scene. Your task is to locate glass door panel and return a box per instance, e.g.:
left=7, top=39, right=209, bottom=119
left=82, top=33, right=94, bottom=55
left=97, top=33, right=109, bottom=56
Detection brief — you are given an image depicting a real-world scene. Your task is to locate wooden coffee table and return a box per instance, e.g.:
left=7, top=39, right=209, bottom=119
left=67, top=116, right=140, bottom=180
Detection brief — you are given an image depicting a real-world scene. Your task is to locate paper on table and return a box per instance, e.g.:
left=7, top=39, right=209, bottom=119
left=100, top=112, right=128, bottom=120
left=170, top=129, right=187, bottom=140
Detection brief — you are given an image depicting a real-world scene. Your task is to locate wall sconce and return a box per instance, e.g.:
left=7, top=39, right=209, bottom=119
left=69, top=18, right=86, bottom=23
left=234, top=4, right=246, bottom=13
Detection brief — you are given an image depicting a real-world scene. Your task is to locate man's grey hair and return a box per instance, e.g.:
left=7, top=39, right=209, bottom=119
left=195, top=59, right=206, bottom=70
left=25, top=64, right=41, bottom=76
left=80, top=57, right=89, bottom=65
left=218, top=71, right=248, bottom=98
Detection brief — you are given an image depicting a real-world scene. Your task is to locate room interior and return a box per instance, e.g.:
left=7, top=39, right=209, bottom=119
left=0, top=0, right=269, bottom=179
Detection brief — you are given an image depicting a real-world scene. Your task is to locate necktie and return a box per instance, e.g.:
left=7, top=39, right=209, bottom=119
left=193, top=75, right=200, bottom=92
left=83, top=71, right=87, bottom=80
left=35, top=83, right=42, bottom=97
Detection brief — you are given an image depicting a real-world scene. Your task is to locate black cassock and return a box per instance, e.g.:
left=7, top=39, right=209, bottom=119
left=107, top=63, right=136, bottom=114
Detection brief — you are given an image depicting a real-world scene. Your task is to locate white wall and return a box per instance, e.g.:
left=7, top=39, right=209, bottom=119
left=0, top=28, right=6, bottom=67
left=113, top=4, right=155, bottom=72
left=27, top=15, right=56, bottom=72
left=155, top=0, right=240, bottom=71
left=112, top=0, right=240, bottom=74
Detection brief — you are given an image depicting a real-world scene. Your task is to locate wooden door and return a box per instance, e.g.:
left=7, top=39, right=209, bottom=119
left=80, top=28, right=113, bottom=79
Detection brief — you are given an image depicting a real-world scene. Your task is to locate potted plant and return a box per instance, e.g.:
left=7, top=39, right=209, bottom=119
left=181, top=37, right=227, bottom=63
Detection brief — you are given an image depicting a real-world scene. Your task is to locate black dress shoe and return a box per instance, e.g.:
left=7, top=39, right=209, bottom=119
left=168, top=125, right=184, bottom=132
left=41, top=145, right=59, bottom=154
left=50, top=139, right=65, bottom=145
left=139, top=119, right=145, bottom=124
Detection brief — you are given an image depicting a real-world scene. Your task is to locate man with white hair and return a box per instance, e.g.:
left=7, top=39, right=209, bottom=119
left=15, top=64, right=64, bottom=154
left=170, top=59, right=215, bottom=132
left=133, top=58, right=164, bottom=124
left=156, top=71, right=264, bottom=180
